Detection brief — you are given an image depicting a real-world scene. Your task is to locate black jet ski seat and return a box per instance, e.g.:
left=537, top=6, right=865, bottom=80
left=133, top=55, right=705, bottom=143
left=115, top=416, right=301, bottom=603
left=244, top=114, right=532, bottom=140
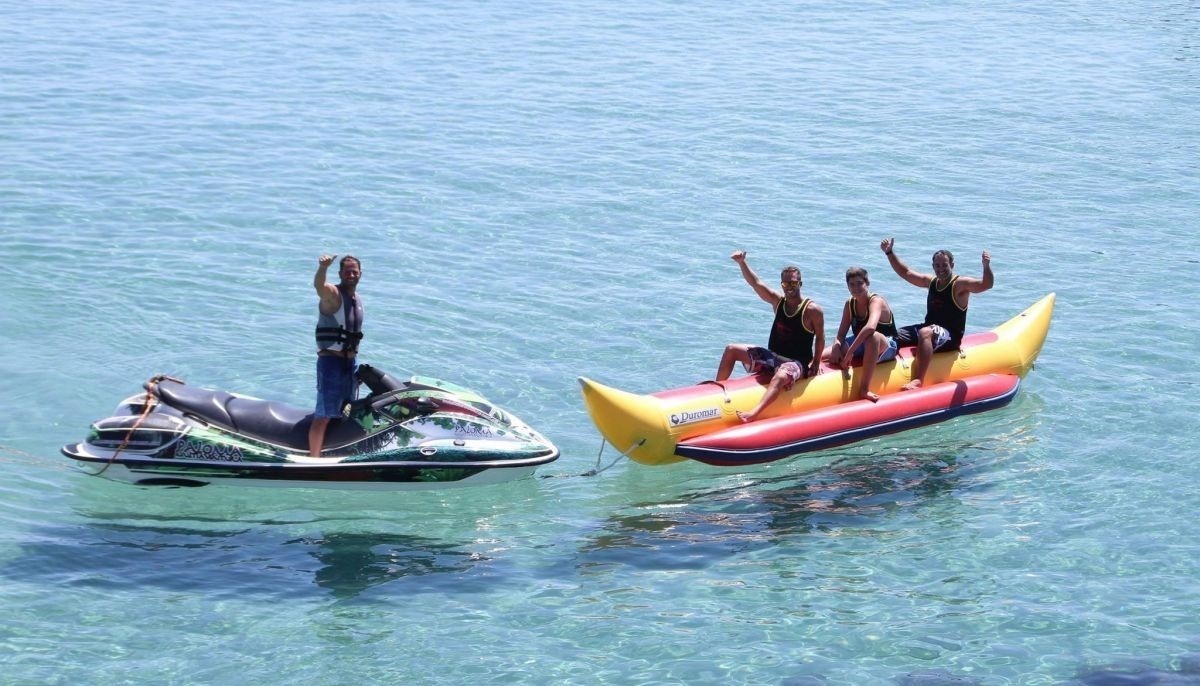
left=150, top=378, right=368, bottom=453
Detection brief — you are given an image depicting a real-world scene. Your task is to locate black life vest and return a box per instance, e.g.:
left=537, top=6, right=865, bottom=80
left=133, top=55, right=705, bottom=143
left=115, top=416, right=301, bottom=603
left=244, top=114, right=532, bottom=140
left=315, top=284, right=364, bottom=354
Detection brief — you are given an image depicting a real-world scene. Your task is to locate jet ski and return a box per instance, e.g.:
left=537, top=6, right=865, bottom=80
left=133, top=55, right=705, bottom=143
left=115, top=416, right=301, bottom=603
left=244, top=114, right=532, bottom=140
left=61, top=364, right=560, bottom=489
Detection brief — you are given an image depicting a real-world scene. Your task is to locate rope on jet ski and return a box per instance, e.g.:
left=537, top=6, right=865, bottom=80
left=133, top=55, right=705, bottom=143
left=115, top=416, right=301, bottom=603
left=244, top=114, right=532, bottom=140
left=94, top=374, right=178, bottom=476
left=538, top=437, right=645, bottom=479
left=0, top=444, right=51, bottom=464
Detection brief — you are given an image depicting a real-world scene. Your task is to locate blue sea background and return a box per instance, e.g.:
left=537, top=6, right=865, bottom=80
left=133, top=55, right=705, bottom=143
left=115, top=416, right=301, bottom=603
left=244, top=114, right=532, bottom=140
left=2, top=1, right=1199, bottom=684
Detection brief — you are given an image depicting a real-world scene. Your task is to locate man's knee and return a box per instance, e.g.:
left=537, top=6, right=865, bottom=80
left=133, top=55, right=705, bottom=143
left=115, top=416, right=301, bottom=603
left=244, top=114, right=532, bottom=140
left=773, top=368, right=797, bottom=391
left=720, top=347, right=738, bottom=367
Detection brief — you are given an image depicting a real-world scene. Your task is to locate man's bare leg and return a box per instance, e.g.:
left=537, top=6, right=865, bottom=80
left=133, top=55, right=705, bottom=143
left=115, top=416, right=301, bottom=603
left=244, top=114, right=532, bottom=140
left=308, top=417, right=330, bottom=457
left=857, top=333, right=883, bottom=402
left=717, top=345, right=753, bottom=382
left=902, top=327, right=935, bottom=391
left=737, top=369, right=794, bottom=422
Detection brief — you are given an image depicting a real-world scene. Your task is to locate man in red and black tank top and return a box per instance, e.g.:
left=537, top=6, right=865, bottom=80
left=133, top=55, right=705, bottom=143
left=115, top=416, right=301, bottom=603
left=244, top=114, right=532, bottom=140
left=880, top=238, right=994, bottom=390
left=715, top=251, right=826, bottom=423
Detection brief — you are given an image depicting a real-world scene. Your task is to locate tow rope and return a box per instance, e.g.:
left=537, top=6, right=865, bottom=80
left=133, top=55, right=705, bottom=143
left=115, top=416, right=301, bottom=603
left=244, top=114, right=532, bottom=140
left=94, top=374, right=181, bottom=477
left=537, top=437, right=647, bottom=479
left=583, top=437, right=646, bottom=477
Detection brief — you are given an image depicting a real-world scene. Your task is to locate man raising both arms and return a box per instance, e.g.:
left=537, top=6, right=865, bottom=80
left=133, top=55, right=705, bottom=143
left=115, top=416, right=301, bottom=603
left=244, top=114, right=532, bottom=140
left=880, top=237, right=993, bottom=391
left=715, top=251, right=825, bottom=423
left=309, top=254, right=364, bottom=457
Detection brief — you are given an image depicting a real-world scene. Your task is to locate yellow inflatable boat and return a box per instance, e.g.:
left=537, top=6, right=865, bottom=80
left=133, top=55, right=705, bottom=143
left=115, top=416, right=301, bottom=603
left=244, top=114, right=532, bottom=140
left=579, top=293, right=1055, bottom=466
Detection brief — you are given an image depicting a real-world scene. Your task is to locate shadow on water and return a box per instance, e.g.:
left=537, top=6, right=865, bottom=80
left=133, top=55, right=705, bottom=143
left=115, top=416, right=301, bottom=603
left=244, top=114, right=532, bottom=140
left=1, top=514, right=505, bottom=601
left=289, top=531, right=499, bottom=599
left=571, top=443, right=976, bottom=573
left=878, top=662, right=1200, bottom=686
left=1063, top=653, right=1200, bottom=685
left=0, top=466, right=555, bottom=599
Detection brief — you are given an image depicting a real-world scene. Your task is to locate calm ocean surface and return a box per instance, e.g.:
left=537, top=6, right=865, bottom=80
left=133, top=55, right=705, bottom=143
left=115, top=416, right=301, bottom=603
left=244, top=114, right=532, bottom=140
left=2, top=1, right=1199, bottom=684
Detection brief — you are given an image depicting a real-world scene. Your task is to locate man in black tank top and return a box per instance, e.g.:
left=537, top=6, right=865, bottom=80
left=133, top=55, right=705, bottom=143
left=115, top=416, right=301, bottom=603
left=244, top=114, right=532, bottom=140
left=827, top=267, right=899, bottom=402
left=714, top=251, right=825, bottom=423
left=880, top=238, right=993, bottom=391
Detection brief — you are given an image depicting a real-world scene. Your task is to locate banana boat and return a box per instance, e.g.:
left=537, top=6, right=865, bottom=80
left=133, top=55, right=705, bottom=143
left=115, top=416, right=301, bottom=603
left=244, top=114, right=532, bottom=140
left=579, top=293, right=1054, bottom=466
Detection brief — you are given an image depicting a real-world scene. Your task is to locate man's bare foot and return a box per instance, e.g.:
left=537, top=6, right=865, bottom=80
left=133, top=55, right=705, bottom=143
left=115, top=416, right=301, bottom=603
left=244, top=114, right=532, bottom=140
left=736, top=410, right=757, bottom=423
left=862, top=391, right=880, bottom=403
left=901, top=380, right=923, bottom=391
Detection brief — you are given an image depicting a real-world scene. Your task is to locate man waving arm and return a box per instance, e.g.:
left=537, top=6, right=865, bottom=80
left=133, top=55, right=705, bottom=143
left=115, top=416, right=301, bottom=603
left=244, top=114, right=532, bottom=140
left=881, top=237, right=933, bottom=288
left=315, top=253, right=342, bottom=315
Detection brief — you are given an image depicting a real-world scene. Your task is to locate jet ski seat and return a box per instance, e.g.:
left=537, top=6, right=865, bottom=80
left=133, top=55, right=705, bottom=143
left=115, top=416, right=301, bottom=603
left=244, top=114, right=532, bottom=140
left=151, top=379, right=367, bottom=453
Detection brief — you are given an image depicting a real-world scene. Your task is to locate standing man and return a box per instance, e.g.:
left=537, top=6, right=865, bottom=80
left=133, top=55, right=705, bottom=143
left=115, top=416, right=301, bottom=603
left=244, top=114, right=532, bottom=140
left=827, top=267, right=899, bottom=403
left=715, top=250, right=825, bottom=423
left=309, top=254, right=364, bottom=456
left=880, top=238, right=993, bottom=390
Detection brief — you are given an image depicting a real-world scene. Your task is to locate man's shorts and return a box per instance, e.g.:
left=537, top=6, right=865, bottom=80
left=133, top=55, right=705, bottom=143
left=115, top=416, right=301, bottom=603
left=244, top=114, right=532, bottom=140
left=316, top=355, right=358, bottom=418
left=843, top=333, right=899, bottom=362
left=745, top=347, right=809, bottom=385
left=896, top=324, right=954, bottom=352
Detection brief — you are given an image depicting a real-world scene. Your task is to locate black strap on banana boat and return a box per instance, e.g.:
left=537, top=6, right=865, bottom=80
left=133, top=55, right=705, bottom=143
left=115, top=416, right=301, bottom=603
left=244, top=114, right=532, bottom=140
left=94, top=374, right=181, bottom=476
left=697, top=379, right=732, bottom=404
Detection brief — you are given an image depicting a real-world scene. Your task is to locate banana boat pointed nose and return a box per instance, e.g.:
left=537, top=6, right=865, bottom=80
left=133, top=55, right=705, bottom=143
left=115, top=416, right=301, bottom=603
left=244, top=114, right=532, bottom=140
left=577, top=376, right=682, bottom=465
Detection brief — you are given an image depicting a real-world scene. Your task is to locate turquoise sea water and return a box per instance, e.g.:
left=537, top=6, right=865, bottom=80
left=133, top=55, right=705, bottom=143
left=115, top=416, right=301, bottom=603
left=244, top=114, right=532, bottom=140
left=2, top=1, right=1199, bottom=683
